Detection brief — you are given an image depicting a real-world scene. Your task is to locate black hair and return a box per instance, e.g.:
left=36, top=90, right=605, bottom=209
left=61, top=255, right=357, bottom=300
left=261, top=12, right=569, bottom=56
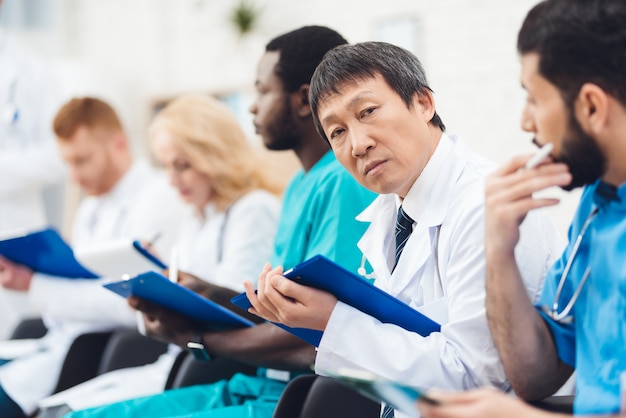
left=518, top=0, right=626, bottom=108
left=309, top=42, right=445, bottom=142
left=266, top=25, right=348, bottom=93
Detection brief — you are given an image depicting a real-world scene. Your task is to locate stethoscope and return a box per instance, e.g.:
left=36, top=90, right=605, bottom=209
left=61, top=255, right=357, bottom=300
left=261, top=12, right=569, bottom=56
left=540, top=207, right=598, bottom=324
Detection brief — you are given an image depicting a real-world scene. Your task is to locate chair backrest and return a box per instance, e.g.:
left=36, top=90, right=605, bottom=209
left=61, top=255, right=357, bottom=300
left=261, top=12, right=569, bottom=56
left=53, top=331, right=113, bottom=393
left=9, top=317, right=47, bottom=340
left=52, top=328, right=169, bottom=394
left=272, top=375, right=380, bottom=418
left=97, top=329, right=168, bottom=375
left=272, top=374, right=317, bottom=418
left=165, top=352, right=259, bottom=389
left=529, top=395, right=574, bottom=413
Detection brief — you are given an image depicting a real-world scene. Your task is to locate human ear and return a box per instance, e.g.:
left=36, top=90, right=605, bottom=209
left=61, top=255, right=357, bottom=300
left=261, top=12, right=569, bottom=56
left=291, top=85, right=313, bottom=118
left=414, top=90, right=436, bottom=123
left=575, top=83, right=609, bottom=135
left=112, top=131, right=129, bottom=152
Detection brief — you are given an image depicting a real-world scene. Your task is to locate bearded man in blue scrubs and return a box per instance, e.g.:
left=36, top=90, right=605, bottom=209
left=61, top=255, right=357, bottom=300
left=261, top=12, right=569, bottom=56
left=419, top=0, right=626, bottom=416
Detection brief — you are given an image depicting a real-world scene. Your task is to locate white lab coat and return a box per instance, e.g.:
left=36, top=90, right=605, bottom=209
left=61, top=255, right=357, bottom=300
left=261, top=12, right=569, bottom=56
left=0, top=160, right=184, bottom=414
left=36, top=189, right=281, bottom=412
left=315, top=134, right=563, bottom=418
left=0, top=31, right=69, bottom=339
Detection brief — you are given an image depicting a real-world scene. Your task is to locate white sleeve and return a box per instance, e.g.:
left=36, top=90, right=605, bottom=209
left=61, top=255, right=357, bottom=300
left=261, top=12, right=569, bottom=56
left=211, top=192, right=281, bottom=292
left=29, top=274, right=136, bottom=328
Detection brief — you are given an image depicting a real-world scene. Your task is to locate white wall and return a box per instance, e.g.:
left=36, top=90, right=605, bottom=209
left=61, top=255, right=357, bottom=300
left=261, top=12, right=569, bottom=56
left=5, top=0, right=580, bottom=237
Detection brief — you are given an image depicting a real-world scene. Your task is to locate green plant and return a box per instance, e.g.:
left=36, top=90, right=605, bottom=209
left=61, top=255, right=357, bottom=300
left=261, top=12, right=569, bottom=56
left=231, top=0, right=259, bottom=36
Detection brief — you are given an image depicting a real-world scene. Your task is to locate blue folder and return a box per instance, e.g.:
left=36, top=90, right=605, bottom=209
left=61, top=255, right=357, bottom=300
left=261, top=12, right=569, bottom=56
left=230, top=255, right=441, bottom=346
left=0, top=227, right=98, bottom=278
left=105, top=271, right=255, bottom=330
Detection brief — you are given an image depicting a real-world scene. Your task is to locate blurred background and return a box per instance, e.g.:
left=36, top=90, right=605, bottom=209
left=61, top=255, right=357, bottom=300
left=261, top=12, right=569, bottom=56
left=0, top=0, right=580, bottom=237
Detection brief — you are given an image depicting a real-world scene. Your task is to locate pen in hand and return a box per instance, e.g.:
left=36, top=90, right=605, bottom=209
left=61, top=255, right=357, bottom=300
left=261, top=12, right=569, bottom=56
left=524, top=142, right=554, bottom=170
left=169, top=246, right=178, bottom=284
left=146, top=231, right=162, bottom=248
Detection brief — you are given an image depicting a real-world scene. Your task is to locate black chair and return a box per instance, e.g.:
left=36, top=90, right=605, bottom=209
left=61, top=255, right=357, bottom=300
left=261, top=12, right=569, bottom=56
left=530, top=395, right=574, bottom=413
left=35, top=330, right=169, bottom=418
left=9, top=318, right=111, bottom=394
left=97, top=329, right=168, bottom=375
left=271, top=375, right=317, bottom=418
left=52, top=328, right=169, bottom=394
left=8, top=317, right=47, bottom=340
left=165, top=351, right=259, bottom=389
left=52, top=331, right=114, bottom=393
left=272, top=375, right=380, bottom=418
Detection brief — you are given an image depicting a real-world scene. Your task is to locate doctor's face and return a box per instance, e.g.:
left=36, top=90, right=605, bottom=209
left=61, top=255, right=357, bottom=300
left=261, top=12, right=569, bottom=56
left=520, top=53, right=605, bottom=190
left=57, top=126, right=120, bottom=196
left=151, top=128, right=212, bottom=211
left=318, top=74, right=437, bottom=198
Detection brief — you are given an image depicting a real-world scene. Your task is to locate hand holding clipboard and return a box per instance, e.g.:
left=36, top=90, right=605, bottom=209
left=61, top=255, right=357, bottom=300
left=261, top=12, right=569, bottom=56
left=231, top=255, right=440, bottom=346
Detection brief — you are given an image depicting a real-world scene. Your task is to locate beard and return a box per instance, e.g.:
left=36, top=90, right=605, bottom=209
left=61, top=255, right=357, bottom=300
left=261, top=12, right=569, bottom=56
left=554, top=112, right=606, bottom=191
left=264, top=97, right=301, bottom=151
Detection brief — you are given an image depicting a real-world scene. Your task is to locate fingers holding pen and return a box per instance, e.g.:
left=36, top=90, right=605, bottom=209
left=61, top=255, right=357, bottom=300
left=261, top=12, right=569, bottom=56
left=246, top=263, right=285, bottom=322
left=487, top=158, right=571, bottom=211
left=246, top=263, right=336, bottom=330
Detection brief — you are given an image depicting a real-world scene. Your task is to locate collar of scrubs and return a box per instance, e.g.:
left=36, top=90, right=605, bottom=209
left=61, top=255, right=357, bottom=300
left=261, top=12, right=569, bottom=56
left=593, top=180, right=622, bottom=207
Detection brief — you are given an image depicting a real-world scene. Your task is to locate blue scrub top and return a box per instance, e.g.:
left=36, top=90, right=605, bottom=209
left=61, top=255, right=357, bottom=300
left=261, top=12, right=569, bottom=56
left=537, top=180, right=626, bottom=414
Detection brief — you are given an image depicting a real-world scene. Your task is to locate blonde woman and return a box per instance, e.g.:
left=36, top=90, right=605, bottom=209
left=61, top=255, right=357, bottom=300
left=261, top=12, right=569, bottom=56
left=150, top=94, right=282, bottom=293
left=40, top=94, right=282, bottom=416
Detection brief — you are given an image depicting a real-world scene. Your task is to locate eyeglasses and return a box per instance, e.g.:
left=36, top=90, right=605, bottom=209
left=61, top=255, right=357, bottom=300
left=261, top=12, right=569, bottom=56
left=540, top=207, right=598, bottom=324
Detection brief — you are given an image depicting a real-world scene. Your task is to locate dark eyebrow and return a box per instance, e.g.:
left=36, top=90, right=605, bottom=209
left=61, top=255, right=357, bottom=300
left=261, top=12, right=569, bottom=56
left=320, top=91, right=377, bottom=126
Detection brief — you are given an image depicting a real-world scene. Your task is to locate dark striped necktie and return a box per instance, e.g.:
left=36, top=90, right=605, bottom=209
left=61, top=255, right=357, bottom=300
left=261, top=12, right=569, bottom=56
left=384, top=206, right=414, bottom=417
left=394, top=205, right=414, bottom=269
left=382, top=403, right=396, bottom=418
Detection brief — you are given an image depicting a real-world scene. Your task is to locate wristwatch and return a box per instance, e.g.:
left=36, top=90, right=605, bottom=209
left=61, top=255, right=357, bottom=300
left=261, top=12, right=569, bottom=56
left=186, top=333, right=210, bottom=361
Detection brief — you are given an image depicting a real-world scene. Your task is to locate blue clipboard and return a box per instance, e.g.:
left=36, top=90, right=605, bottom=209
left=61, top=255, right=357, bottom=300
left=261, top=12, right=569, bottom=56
left=230, top=255, right=440, bottom=346
left=0, top=227, right=98, bottom=278
left=105, top=271, right=255, bottom=330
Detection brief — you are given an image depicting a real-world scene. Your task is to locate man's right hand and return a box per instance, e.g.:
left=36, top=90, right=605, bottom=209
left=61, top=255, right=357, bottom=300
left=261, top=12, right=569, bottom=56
left=484, top=153, right=570, bottom=257
left=129, top=295, right=198, bottom=347
left=0, top=256, right=34, bottom=291
left=418, top=388, right=556, bottom=418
